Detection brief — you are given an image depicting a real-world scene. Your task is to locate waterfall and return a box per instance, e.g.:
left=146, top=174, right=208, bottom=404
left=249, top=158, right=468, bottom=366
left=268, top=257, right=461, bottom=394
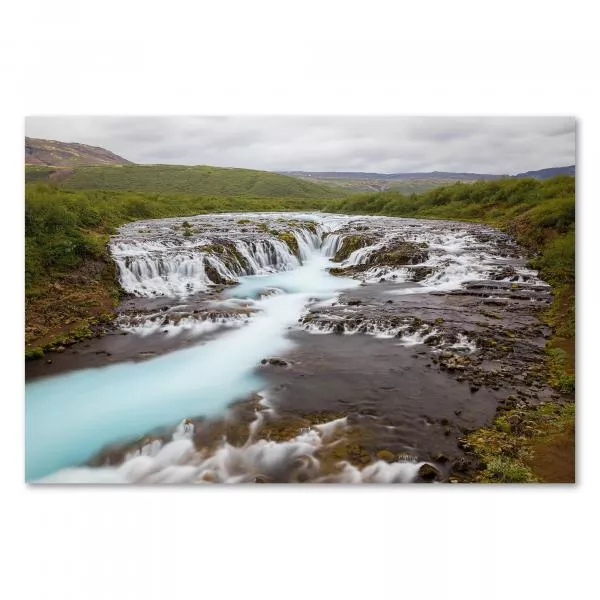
left=234, top=239, right=299, bottom=274
left=293, top=228, right=320, bottom=260
left=321, top=233, right=343, bottom=258
left=111, top=235, right=304, bottom=298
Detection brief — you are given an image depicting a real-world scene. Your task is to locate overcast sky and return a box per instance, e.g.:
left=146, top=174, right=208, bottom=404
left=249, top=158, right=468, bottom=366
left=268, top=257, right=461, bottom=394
left=25, top=116, right=576, bottom=174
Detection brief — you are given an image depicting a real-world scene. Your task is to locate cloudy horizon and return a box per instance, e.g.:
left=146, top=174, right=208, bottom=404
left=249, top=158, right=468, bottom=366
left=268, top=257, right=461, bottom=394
left=25, top=116, right=576, bottom=175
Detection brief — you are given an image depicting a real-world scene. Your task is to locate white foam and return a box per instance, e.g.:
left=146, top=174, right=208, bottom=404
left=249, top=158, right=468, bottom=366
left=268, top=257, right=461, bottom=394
left=36, top=415, right=431, bottom=484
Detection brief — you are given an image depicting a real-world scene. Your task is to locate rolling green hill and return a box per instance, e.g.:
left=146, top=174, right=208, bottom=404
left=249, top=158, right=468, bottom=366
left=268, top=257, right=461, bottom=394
left=26, top=164, right=345, bottom=199
left=288, top=175, right=472, bottom=194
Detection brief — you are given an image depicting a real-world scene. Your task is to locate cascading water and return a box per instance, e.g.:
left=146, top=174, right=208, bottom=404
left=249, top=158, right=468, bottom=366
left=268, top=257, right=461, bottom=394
left=321, top=233, right=343, bottom=257
left=26, top=212, right=544, bottom=483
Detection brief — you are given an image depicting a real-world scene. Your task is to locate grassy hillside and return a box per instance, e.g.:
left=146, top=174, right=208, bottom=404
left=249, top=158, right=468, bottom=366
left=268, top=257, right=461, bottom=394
left=26, top=164, right=344, bottom=198
left=289, top=174, right=475, bottom=194
left=25, top=184, right=332, bottom=351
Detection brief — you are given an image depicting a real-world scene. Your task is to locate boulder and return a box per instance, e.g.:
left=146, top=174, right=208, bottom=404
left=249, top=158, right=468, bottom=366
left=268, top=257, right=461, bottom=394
left=418, top=463, right=440, bottom=482
left=260, top=357, right=289, bottom=367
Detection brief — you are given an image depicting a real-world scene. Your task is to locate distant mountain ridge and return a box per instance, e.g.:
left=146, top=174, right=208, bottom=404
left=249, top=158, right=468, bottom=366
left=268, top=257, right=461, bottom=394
left=280, top=166, right=575, bottom=180
left=281, top=170, right=503, bottom=181
left=513, top=165, right=575, bottom=179
left=25, top=137, right=132, bottom=167
left=279, top=166, right=575, bottom=194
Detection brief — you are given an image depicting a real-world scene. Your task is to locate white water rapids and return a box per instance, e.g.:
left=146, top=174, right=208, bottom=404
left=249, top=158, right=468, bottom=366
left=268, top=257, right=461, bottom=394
left=26, top=213, right=537, bottom=483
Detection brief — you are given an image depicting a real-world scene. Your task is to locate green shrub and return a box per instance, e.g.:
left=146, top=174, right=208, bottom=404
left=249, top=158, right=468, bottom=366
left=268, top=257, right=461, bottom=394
left=485, top=457, right=537, bottom=483
left=25, top=347, right=44, bottom=360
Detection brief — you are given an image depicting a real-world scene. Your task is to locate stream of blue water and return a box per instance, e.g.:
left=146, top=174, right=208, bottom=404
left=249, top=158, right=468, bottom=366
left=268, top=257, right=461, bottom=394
left=25, top=252, right=358, bottom=481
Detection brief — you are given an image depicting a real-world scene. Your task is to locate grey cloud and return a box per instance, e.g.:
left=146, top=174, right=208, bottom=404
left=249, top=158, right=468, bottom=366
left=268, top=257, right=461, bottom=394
left=25, top=116, right=576, bottom=174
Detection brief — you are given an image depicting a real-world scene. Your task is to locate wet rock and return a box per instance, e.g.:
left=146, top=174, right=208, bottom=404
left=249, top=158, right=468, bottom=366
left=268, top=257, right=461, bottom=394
left=506, top=414, right=522, bottom=427
left=451, top=457, right=469, bottom=472
left=260, top=357, right=289, bottom=367
left=347, top=299, right=362, bottom=306
left=359, top=408, right=378, bottom=416
left=376, top=449, right=396, bottom=463
left=491, top=266, right=518, bottom=281
left=333, top=234, right=377, bottom=262
left=457, top=439, right=472, bottom=452
left=418, top=463, right=440, bottom=482
left=432, top=453, right=450, bottom=463
left=409, top=266, right=434, bottom=282
left=55, top=346, right=66, bottom=353
left=333, top=323, right=345, bottom=334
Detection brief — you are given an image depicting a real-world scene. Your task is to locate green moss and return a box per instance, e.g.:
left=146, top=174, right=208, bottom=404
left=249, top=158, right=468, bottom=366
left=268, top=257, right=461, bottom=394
left=333, top=235, right=375, bottom=262
left=482, top=310, right=503, bottom=320
left=495, top=416, right=512, bottom=433
left=460, top=400, right=574, bottom=483
left=202, top=242, right=249, bottom=274
left=204, top=264, right=233, bottom=285
left=277, top=232, right=299, bottom=256
left=485, top=457, right=537, bottom=483
left=371, top=242, right=427, bottom=266
left=25, top=347, right=44, bottom=360
left=545, top=346, right=575, bottom=394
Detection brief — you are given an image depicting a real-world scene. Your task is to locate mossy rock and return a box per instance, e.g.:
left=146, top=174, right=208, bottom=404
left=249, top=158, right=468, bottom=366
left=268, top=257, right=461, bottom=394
left=204, top=242, right=249, bottom=272
left=418, top=463, right=440, bottom=482
left=204, top=264, right=234, bottom=285
left=277, top=232, right=300, bottom=257
left=410, top=266, right=434, bottom=282
left=333, top=235, right=376, bottom=262
left=369, top=241, right=428, bottom=267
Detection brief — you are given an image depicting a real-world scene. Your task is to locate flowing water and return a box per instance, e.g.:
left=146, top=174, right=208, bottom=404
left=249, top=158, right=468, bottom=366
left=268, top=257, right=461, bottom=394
left=26, top=213, right=551, bottom=483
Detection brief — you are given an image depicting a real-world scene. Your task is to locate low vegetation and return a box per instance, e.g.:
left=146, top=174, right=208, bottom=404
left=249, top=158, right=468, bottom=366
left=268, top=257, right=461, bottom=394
left=460, top=401, right=575, bottom=483
left=26, top=164, right=344, bottom=198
